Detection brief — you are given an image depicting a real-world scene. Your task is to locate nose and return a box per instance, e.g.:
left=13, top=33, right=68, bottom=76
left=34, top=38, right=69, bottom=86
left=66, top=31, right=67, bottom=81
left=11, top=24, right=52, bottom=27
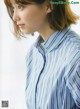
left=12, top=10, right=20, bottom=22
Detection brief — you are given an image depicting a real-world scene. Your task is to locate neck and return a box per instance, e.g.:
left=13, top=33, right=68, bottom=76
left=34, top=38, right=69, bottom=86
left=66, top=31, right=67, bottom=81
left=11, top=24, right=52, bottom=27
left=37, top=24, right=56, bottom=41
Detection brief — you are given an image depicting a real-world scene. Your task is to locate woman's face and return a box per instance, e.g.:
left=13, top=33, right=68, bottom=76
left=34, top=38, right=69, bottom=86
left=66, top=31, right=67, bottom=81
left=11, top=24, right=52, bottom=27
left=12, top=1, right=51, bottom=34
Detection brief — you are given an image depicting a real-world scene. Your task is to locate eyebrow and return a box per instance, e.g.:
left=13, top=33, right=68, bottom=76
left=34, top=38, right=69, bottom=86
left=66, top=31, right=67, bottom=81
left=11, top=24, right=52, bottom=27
left=15, top=0, right=32, bottom=4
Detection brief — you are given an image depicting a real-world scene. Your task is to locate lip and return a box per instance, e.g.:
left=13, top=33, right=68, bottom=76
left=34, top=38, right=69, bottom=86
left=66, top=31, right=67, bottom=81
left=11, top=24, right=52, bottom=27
left=17, top=24, right=25, bottom=28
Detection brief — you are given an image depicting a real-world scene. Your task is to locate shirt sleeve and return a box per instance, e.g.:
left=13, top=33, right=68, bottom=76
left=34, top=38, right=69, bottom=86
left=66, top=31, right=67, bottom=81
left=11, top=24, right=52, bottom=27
left=66, top=58, right=80, bottom=107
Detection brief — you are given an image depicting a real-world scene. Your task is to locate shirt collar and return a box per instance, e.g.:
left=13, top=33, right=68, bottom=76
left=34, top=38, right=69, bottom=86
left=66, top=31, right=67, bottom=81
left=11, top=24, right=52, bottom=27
left=36, top=27, right=71, bottom=53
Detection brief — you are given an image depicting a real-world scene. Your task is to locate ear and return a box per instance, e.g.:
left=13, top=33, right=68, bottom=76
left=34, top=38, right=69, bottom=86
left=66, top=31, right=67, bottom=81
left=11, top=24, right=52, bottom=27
left=45, top=4, right=53, bottom=14
left=46, top=8, right=52, bottom=13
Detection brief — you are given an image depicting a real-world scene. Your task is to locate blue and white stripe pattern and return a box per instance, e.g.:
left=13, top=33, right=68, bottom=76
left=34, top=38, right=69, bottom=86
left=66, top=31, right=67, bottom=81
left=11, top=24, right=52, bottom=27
left=25, top=27, right=80, bottom=109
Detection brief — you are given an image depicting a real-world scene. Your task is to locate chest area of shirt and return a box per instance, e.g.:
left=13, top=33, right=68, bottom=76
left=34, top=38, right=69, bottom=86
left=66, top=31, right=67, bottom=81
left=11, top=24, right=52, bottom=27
left=29, top=50, right=67, bottom=91
left=26, top=51, right=68, bottom=109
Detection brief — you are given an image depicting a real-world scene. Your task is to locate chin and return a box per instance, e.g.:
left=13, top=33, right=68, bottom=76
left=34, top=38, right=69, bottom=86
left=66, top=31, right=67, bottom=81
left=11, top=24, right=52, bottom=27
left=21, top=29, right=35, bottom=35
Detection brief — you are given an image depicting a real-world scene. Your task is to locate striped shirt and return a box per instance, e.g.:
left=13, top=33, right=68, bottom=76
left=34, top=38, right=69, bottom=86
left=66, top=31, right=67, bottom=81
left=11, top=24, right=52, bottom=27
left=25, top=27, right=80, bottom=109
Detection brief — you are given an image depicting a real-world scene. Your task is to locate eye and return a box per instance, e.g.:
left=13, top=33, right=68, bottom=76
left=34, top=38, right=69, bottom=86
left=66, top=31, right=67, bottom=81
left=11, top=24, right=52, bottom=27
left=17, top=4, right=25, bottom=10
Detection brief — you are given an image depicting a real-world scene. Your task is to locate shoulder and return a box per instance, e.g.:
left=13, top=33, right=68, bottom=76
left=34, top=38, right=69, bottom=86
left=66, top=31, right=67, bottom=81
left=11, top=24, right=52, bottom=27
left=63, top=29, right=80, bottom=58
left=66, top=29, right=80, bottom=49
left=59, top=29, right=80, bottom=66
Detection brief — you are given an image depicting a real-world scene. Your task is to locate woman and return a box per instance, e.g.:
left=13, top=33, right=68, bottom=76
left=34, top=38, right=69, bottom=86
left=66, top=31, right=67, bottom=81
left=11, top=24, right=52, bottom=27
left=4, top=0, right=80, bottom=109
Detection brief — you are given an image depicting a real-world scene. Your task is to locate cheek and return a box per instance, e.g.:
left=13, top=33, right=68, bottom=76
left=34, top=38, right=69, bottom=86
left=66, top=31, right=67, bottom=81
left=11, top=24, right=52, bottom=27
left=23, top=9, right=46, bottom=26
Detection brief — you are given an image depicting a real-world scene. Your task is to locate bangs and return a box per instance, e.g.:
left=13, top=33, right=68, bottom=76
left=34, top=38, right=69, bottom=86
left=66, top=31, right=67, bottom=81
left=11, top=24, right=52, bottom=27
left=13, top=0, right=34, bottom=4
left=4, top=0, right=46, bottom=6
left=4, top=0, right=12, bottom=7
left=15, top=0, right=46, bottom=4
left=4, top=0, right=32, bottom=6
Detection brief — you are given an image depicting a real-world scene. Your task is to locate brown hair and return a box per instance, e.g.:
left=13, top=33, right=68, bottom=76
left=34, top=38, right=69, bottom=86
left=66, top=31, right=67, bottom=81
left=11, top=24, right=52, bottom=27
left=4, top=0, right=79, bottom=38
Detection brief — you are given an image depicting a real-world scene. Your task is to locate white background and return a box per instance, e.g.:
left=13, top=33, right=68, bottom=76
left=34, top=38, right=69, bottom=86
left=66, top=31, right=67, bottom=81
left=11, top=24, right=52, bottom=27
left=0, top=0, right=80, bottom=109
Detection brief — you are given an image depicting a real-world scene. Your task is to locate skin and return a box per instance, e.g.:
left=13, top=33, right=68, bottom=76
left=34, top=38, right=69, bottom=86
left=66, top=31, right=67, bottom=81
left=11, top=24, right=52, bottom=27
left=12, top=1, right=56, bottom=40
